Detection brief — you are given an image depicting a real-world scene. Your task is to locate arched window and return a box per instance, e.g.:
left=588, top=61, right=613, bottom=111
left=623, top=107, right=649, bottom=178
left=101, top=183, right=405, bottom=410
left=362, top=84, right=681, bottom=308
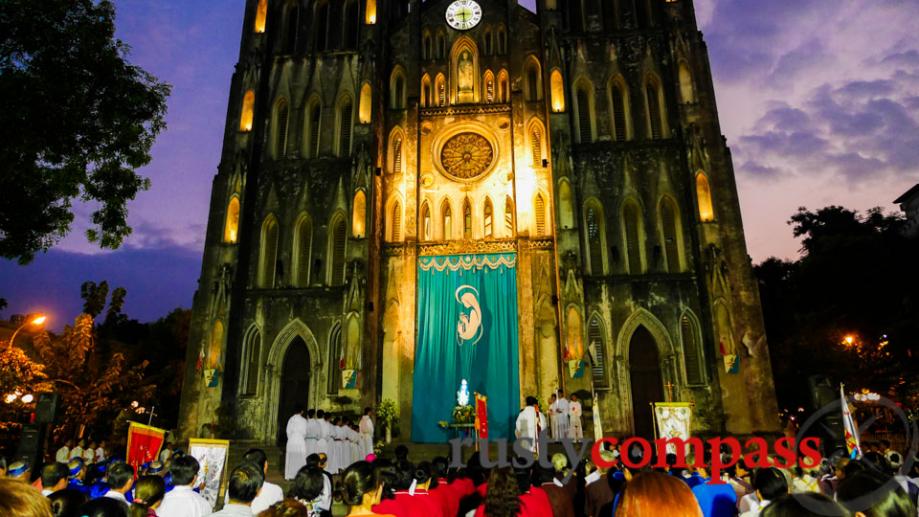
left=343, top=1, right=359, bottom=49
left=535, top=193, right=547, bottom=236
left=254, top=0, right=268, bottom=33
left=587, top=315, right=608, bottom=388
left=610, top=79, right=630, bottom=141
left=359, top=83, right=372, bottom=124
left=365, top=0, right=377, bottom=24
left=484, top=30, right=493, bottom=55
left=568, top=0, right=584, bottom=32
left=391, top=134, right=403, bottom=174
left=352, top=191, right=366, bottom=238
left=258, top=214, right=279, bottom=288
left=240, top=90, right=255, bottom=132
left=525, top=58, right=541, bottom=101
left=483, top=198, right=494, bottom=238
left=435, top=74, right=447, bottom=106
left=451, top=38, right=478, bottom=103
left=679, top=63, right=695, bottom=103
left=294, top=214, right=312, bottom=287
left=530, top=124, right=543, bottom=167
left=442, top=201, right=453, bottom=240
left=284, top=6, right=299, bottom=54
left=463, top=199, right=473, bottom=239
left=327, top=323, right=342, bottom=393
left=423, top=33, right=432, bottom=60
left=420, top=202, right=432, bottom=241
left=681, top=313, right=705, bottom=385
left=660, top=197, right=681, bottom=272
left=329, top=215, right=347, bottom=284
left=645, top=76, right=666, bottom=139
left=208, top=320, right=224, bottom=369
left=575, top=81, right=594, bottom=143
left=337, top=96, right=353, bottom=156
left=498, top=70, right=509, bottom=103
left=585, top=201, right=604, bottom=274
left=623, top=201, right=644, bottom=274
left=437, top=33, right=446, bottom=58
left=505, top=196, right=515, bottom=236
left=389, top=201, right=402, bottom=241
left=484, top=70, right=495, bottom=103
left=306, top=100, right=322, bottom=158
left=550, top=69, right=565, bottom=112
left=497, top=26, right=507, bottom=54
left=273, top=98, right=290, bottom=158
left=224, top=196, right=240, bottom=243
left=421, top=75, right=432, bottom=107
left=241, top=328, right=261, bottom=395
left=696, top=172, right=715, bottom=222
left=558, top=181, right=574, bottom=229
left=391, top=70, right=406, bottom=109
left=315, top=2, right=329, bottom=51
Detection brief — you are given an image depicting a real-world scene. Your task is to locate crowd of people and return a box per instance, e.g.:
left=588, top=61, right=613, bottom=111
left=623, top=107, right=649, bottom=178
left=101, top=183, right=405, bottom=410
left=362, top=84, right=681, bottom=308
left=1, top=412, right=917, bottom=517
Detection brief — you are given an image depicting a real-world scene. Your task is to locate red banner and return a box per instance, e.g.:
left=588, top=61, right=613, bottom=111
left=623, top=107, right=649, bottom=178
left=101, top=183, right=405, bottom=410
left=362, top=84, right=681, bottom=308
left=475, top=393, right=488, bottom=440
left=126, top=422, right=166, bottom=473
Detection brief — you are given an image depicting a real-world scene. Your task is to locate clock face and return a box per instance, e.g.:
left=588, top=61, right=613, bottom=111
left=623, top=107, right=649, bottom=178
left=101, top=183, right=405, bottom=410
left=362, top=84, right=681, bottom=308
left=445, top=0, right=482, bottom=31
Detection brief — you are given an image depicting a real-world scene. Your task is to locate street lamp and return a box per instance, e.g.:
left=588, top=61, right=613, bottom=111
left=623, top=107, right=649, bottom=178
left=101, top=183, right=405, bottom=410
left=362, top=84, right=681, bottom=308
left=6, top=314, right=47, bottom=350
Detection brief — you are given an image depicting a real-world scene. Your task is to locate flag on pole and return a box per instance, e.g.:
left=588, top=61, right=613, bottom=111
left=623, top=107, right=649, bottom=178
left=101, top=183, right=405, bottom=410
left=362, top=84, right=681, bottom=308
left=474, top=393, right=488, bottom=440
left=126, top=422, right=166, bottom=472
left=840, top=384, right=861, bottom=459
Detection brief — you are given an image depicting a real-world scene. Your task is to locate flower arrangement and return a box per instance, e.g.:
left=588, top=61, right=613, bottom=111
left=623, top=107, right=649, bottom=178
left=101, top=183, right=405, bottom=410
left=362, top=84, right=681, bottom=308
left=377, top=398, right=398, bottom=443
left=452, top=404, right=475, bottom=424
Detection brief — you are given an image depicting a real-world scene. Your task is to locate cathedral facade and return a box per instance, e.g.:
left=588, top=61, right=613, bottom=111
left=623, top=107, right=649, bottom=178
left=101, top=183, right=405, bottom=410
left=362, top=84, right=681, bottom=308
left=178, top=0, right=780, bottom=443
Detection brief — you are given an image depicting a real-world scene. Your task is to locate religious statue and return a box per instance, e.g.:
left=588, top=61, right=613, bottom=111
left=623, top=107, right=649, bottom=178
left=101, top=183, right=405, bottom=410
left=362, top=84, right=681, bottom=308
left=457, top=379, right=470, bottom=407
left=458, top=51, right=474, bottom=93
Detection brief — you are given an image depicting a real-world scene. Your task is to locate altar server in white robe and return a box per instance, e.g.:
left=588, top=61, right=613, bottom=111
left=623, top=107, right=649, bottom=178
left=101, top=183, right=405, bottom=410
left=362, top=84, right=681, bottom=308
left=284, top=407, right=308, bottom=479
left=348, top=424, right=361, bottom=466
left=547, top=394, right=559, bottom=441
left=569, top=394, right=583, bottom=441
left=515, top=396, right=547, bottom=454
left=359, top=407, right=375, bottom=458
left=304, top=409, right=319, bottom=457
left=554, top=390, right=571, bottom=440
left=316, top=409, right=332, bottom=456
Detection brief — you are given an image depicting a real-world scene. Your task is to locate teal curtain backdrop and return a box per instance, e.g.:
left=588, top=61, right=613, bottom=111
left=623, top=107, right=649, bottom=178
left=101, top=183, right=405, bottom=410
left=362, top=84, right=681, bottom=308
left=412, top=253, right=520, bottom=443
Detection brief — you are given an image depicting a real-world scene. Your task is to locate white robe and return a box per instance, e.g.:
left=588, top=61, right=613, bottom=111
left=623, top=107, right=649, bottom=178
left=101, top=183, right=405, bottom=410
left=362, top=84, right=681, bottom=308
left=548, top=401, right=560, bottom=440
left=515, top=406, right=547, bottom=453
left=569, top=401, right=583, bottom=440
left=359, top=415, right=374, bottom=457
left=285, top=413, right=308, bottom=479
left=554, top=397, right=570, bottom=439
left=304, top=418, right=319, bottom=458
left=316, top=419, right=331, bottom=458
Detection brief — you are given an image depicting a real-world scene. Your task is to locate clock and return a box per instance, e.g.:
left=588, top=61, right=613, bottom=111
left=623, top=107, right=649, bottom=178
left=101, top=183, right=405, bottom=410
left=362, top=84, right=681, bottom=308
left=446, top=0, right=482, bottom=31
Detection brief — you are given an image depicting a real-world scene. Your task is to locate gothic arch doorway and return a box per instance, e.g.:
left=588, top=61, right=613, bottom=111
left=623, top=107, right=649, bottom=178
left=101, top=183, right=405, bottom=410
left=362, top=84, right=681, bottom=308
left=629, top=326, right=663, bottom=439
left=276, top=336, right=311, bottom=445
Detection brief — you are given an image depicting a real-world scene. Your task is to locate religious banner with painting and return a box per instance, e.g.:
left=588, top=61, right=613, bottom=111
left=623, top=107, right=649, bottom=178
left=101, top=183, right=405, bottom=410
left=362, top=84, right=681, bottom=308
left=475, top=393, right=489, bottom=440
left=413, top=253, right=520, bottom=442
left=188, top=438, right=230, bottom=508
left=653, top=402, right=693, bottom=454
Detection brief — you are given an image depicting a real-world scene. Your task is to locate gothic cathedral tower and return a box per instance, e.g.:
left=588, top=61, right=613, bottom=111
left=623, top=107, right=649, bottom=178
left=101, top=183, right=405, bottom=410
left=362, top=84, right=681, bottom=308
left=179, top=0, right=780, bottom=443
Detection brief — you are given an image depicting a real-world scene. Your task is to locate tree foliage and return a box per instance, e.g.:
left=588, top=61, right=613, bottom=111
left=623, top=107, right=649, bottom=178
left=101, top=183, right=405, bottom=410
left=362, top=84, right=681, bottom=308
left=756, top=206, right=919, bottom=411
left=0, top=346, right=51, bottom=432
left=0, top=0, right=171, bottom=263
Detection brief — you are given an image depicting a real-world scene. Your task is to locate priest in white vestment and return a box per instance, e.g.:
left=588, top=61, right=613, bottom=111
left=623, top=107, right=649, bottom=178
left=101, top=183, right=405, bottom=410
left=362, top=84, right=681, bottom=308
left=515, top=396, right=547, bottom=454
left=547, top=394, right=559, bottom=441
left=284, top=408, right=308, bottom=479
left=554, top=390, right=571, bottom=440
left=359, top=408, right=375, bottom=458
left=569, top=394, right=583, bottom=441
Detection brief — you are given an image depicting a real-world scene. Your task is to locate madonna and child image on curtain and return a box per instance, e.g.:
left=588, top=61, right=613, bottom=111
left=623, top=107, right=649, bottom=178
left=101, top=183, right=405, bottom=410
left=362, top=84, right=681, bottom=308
left=413, top=253, right=520, bottom=443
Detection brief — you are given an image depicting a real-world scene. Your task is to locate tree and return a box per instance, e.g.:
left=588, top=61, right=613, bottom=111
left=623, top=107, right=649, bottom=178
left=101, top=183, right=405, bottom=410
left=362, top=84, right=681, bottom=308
left=0, top=346, right=51, bottom=433
left=0, top=0, right=171, bottom=263
left=756, top=206, right=919, bottom=412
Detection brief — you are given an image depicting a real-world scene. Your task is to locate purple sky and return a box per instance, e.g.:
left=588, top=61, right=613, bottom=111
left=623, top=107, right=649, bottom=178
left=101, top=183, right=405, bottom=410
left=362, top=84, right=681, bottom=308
left=2, top=0, right=917, bottom=328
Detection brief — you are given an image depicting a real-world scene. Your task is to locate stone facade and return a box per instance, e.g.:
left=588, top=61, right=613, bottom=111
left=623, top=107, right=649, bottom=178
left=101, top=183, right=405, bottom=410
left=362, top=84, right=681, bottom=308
left=178, top=0, right=780, bottom=443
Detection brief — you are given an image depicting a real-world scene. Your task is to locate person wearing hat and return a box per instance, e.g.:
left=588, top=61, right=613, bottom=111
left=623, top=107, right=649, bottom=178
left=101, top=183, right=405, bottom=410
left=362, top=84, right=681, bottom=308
left=67, top=458, right=90, bottom=495
left=6, top=460, right=31, bottom=482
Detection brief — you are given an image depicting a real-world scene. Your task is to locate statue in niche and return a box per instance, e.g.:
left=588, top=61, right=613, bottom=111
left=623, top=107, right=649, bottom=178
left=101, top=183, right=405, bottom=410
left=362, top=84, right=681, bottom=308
left=458, top=50, right=474, bottom=93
